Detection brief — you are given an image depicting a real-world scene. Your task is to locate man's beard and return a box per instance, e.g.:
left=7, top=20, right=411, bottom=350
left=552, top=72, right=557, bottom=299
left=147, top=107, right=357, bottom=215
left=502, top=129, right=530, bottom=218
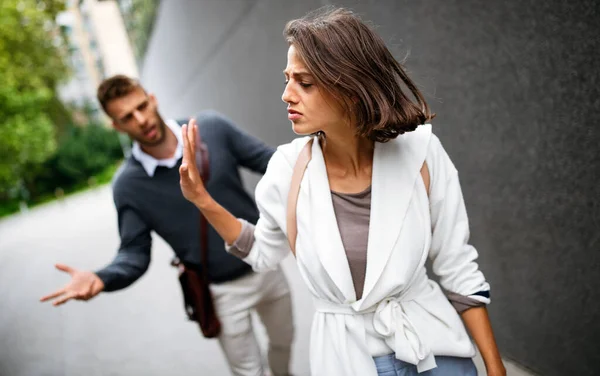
left=137, top=112, right=167, bottom=147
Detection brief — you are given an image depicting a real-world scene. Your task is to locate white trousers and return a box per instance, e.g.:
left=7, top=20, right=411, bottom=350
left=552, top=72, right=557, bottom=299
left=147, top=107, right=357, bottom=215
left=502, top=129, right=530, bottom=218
left=210, top=266, right=294, bottom=376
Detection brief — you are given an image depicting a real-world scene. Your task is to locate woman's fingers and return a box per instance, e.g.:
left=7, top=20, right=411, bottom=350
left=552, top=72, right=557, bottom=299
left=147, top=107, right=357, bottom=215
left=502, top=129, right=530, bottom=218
left=182, top=120, right=198, bottom=169
left=189, top=118, right=197, bottom=152
left=187, top=118, right=196, bottom=151
left=181, top=124, right=191, bottom=164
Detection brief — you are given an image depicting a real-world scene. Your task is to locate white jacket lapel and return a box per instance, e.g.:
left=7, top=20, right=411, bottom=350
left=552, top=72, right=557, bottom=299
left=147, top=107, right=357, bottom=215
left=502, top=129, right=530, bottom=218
left=306, top=140, right=357, bottom=301
left=361, top=124, right=432, bottom=301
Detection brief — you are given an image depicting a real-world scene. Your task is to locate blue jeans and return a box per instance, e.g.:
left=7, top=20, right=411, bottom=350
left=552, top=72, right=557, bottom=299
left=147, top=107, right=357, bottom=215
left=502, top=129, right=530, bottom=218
left=373, top=354, right=478, bottom=376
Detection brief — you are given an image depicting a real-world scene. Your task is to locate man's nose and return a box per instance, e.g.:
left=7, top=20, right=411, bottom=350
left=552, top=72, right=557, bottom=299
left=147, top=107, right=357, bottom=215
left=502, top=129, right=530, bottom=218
left=133, top=110, right=146, bottom=125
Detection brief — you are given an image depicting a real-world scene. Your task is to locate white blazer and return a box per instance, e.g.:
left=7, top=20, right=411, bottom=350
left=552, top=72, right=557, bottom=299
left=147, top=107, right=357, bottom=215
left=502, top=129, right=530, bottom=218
left=238, top=124, right=490, bottom=375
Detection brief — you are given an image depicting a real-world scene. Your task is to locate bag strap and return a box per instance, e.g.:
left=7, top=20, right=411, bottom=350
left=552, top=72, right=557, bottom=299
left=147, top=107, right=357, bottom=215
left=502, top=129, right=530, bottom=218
left=195, top=129, right=211, bottom=282
left=286, top=138, right=314, bottom=255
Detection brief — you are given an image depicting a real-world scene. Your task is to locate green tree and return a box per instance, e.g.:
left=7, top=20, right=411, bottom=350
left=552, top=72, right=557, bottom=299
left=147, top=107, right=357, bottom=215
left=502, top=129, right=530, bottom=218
left=0, top=0, right=69, bottom=198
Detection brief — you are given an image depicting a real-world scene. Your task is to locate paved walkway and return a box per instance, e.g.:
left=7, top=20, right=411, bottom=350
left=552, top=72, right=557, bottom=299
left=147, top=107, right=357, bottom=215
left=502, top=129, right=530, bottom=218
left=0, top=186, right=533, bottom=375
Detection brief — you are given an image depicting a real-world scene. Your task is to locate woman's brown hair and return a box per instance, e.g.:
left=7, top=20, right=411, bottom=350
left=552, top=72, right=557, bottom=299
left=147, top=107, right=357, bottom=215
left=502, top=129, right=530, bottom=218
left=284, top=7, right=433, bottom=142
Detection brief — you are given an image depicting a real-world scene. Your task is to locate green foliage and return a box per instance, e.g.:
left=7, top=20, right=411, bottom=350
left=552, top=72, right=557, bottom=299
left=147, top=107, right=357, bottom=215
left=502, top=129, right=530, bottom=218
left=0, top=123, right=125, bottom=217
left=0, top=0, right=68, bottom=89
left=54, top=124, right=123, bottom=184
left=0, top=86, right=57, bottom=192
left=0, top=0, right=126, bottom=218
left=0, top=0, right=69, bottom=195
left=33, top=124, right=124, bottom=195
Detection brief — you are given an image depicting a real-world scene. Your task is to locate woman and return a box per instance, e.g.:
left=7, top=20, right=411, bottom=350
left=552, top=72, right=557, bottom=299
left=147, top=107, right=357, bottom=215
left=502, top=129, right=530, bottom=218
left=180, top=7, right=506, bottom=376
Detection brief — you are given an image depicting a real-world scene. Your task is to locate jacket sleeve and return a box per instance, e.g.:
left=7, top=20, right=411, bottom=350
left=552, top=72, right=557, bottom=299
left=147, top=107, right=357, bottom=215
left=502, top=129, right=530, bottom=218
left=225, top=149, right=292, bottom=271
left=426, top=134, right=491, bottom=306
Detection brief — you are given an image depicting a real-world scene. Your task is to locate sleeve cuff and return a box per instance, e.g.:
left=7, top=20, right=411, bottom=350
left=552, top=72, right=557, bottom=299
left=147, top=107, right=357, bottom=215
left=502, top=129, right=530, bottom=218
left=447, top=290, right=490, bottom=313
left=225, top=218, right=256, bottom=258
left=94, top=269, right=116, bottom=292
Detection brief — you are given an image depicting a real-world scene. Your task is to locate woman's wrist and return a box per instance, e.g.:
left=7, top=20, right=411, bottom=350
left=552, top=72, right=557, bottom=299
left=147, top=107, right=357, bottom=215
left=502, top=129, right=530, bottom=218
left=484, top=357, right=506, bottom=375
left=194, top=193, right=214, bottom=210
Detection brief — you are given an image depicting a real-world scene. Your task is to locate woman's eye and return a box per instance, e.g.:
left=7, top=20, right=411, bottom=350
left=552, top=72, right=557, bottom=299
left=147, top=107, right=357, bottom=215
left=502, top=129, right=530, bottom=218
left=284, top=80, right=312, bottom=88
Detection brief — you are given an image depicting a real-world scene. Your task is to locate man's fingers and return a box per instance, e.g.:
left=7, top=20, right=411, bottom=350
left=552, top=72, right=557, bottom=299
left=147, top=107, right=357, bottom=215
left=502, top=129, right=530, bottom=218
left=40, top=288, right=66, bottom=302
left=53, top=291, right=78, bottom=306
left=90, top=278, right=103, bottom=298
left=83, top=285, right=94, bottom=300
left=84, top=279, right=103, bottom=300
left=55, top=263, right=74, bottom=275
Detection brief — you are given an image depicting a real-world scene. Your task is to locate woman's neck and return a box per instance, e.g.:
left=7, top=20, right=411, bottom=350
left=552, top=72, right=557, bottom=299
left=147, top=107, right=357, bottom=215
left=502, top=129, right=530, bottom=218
left=321, top=131, right=374, bottom=178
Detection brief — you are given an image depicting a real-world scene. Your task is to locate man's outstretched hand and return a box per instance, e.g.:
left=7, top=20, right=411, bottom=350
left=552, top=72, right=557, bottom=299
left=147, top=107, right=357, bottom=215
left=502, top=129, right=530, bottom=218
left=40, top=264, right=104, bottom=306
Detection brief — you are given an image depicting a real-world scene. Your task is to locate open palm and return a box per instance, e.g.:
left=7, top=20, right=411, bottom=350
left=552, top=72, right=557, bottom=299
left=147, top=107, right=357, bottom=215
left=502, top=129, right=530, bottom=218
left=179, top=118, right=207, bottom=204
left=40, top=264, right=104, bottom=306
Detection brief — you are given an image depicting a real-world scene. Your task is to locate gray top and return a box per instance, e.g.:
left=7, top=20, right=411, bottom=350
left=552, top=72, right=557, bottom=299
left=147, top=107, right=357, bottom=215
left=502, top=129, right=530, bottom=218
left=95, top=111, right=274, bottom=291
left=330, top=185, right=371, bottom=300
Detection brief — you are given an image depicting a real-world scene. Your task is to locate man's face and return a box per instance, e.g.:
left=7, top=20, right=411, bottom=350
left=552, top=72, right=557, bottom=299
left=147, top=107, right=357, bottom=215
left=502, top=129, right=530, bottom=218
left=106, top=88, right=167, bottom=147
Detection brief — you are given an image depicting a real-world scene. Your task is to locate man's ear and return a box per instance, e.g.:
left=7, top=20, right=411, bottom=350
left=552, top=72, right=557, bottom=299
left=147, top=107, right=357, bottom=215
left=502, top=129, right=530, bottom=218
left=111, top=121, right=122, bottom=132
left=148, top=93, right=158, bottom=107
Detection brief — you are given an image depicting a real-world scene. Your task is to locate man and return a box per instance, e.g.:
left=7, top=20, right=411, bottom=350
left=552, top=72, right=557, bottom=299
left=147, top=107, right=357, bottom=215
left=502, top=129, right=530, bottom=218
left=40, top=75, right=294, bottom=376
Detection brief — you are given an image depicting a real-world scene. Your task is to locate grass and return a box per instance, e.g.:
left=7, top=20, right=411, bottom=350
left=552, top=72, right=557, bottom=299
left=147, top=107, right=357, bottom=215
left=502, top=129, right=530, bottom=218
left=0, top=160, right=123, bottom=219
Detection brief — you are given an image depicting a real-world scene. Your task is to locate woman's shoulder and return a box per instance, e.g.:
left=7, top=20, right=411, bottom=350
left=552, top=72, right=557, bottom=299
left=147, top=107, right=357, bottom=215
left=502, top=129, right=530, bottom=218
left=255, top=136, right=312, bottom=208
left=411, top=125, right=458, bottom=178
left=397, top=123, right=433, bottom=146
left=392, top=123, right=451, bottom=158
left=271, top=136, right=314, bottom=169
left=256, top=136, right=312, bottom=189
left=378, top=123, right=435, bottom=163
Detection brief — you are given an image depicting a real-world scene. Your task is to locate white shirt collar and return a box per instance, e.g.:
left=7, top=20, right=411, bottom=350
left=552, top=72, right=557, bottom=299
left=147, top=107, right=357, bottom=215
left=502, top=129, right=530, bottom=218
left=131, top=119, right=184, bottom=177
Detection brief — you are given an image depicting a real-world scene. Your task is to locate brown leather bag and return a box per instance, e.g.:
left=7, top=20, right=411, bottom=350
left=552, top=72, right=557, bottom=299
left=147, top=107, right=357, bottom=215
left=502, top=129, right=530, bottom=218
left=171, top=129, right=221, bottom=338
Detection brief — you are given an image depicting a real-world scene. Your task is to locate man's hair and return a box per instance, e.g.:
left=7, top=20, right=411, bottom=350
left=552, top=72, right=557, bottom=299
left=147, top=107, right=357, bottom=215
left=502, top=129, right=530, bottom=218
left=97, top=75, right=145, bottom=114
left=284, top=7, right=434, bottom=142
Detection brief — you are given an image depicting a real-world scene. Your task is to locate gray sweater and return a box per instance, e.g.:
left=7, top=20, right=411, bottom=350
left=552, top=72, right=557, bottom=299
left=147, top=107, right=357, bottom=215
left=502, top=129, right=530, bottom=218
left=96, top=111, right=274, bottom=291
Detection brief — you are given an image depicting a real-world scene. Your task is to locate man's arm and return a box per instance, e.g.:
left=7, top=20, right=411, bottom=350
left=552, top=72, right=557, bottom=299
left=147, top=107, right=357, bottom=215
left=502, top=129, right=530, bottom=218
left=40, top=202, right=152, bottom=305
left=205, top=112, right=275, bottom=174
left=95, top=204, right=152, bottom=291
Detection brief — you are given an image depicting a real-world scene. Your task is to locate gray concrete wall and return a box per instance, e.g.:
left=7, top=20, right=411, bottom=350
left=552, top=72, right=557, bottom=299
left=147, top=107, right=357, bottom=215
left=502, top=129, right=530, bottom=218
left=140, top=1, right=600, bottom=375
